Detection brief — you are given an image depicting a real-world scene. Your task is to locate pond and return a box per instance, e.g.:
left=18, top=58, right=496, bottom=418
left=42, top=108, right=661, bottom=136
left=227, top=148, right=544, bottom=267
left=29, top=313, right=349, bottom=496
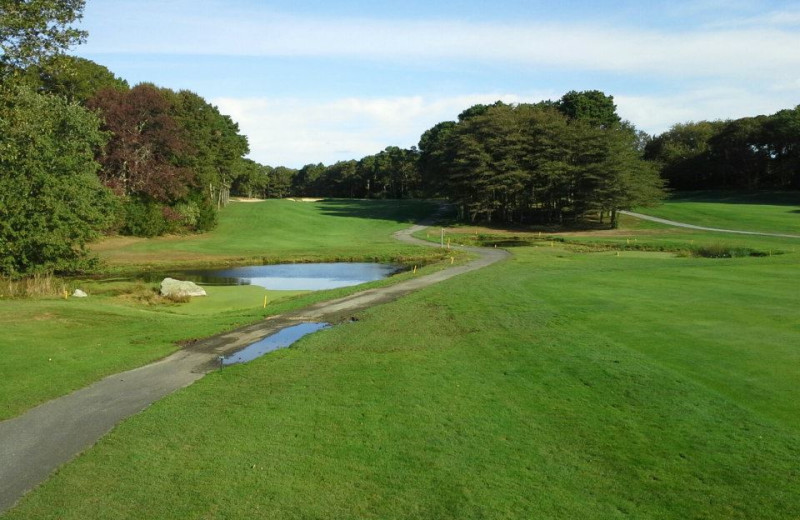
left=160, top=262, right=399, bottom=291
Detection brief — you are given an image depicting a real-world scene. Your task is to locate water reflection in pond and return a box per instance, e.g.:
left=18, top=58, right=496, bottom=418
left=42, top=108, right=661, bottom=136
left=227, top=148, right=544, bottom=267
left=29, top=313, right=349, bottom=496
left=221, top=322, right=330, bottom=366
left=167, top=262, right=399, bottom=291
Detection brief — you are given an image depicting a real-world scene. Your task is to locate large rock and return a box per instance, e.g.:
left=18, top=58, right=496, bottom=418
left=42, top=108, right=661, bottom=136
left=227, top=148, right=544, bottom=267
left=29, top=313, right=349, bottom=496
left=72, top=289, right=88, bottom=298
left=160, top=278, right=206, bottom=298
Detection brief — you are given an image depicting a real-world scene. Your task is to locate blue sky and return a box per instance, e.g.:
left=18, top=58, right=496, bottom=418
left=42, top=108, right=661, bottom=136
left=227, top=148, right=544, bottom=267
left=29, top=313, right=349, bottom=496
left=75, top=0, right=800, bottom=167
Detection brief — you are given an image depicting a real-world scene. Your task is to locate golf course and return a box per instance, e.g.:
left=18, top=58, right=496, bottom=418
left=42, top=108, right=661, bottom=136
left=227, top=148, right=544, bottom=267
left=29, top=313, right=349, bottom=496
left=1, top=193, right=798, bottom=518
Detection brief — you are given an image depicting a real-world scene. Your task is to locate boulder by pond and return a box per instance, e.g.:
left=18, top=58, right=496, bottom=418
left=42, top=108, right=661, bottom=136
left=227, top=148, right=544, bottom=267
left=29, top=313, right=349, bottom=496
left=160, top=278, right=206, bottom=298
left=72, top=289, right=88, bottom=298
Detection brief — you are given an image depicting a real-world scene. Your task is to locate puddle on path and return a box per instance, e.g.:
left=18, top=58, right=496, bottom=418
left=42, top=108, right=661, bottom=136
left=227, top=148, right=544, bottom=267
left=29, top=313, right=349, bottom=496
left=221, top=322, right=330, bottom=366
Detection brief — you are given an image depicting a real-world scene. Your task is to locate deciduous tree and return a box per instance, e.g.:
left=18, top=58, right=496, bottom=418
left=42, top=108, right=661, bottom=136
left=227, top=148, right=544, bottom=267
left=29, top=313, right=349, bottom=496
left=0, top=85, right=115, bottom=275
left=0, top=0, right=86, bottom=73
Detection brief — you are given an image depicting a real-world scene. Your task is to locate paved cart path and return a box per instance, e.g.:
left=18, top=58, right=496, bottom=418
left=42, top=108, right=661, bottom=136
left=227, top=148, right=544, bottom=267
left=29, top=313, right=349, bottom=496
left=0, top=216, right=509, bottom=513
left=620, top=210, right=800, bottom=239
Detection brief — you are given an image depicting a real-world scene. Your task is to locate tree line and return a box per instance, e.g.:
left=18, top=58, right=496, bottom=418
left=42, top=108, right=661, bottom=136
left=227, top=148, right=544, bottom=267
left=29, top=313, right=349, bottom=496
left=249, top=92, right=665, bottom=228
left=644, top=107, right=800, bottom=190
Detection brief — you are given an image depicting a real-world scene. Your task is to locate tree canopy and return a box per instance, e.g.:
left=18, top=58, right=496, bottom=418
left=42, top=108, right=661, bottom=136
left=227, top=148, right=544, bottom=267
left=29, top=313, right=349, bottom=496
left=0, top=85, right=115, bottom=276
left=0, top=0, right=86, bottom=73
left=419, top=100, right=662, bottom=226
left=22, top=54, right=129, bottom=102
left=645, top=107, right=800, bottom=190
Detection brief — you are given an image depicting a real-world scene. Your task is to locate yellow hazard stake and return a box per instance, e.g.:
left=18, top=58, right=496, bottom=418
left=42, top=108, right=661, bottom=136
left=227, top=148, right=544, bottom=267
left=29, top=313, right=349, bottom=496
left=63, top=289, right=68, bottom=300
left=263, top=295, right=268, bottom=308
left=413, top=265, right=417, bottom=274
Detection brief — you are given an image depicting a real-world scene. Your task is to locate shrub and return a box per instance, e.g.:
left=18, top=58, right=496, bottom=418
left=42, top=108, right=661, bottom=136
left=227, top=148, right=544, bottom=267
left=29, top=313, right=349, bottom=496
left=120, top=199, right=168, bottom=237
left=692, top=244, right=767, bottom=258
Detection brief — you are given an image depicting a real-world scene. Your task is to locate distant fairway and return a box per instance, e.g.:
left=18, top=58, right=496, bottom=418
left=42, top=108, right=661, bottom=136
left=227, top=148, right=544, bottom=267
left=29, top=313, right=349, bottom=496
left=92, top=199, right=439, bottom=269
left=632, top=191, right=800, bottom=235
left=7, top=193, right=799, bottom=519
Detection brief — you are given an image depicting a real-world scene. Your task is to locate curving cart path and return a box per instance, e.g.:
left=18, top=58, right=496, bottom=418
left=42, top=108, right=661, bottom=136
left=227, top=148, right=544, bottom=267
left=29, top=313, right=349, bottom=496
left=0, top=215, right=509, bottom=513
left=620, top=210, right=800, bottom=239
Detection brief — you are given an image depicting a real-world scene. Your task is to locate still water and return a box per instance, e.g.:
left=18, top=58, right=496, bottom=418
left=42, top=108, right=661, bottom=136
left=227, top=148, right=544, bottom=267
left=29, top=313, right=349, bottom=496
left=221, top=322, right=330, bottom=366
left=167, top=262, right=399, bottom=291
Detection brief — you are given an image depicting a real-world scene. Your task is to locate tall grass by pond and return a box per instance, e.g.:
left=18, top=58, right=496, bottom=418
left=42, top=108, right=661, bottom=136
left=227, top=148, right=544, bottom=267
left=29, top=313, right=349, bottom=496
left=0, top=274, right=68, bottom=299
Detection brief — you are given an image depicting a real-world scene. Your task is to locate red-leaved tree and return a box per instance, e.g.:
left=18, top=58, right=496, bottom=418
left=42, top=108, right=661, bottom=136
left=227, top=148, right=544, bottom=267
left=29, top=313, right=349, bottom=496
left=87, top=83, right=194, bottom=203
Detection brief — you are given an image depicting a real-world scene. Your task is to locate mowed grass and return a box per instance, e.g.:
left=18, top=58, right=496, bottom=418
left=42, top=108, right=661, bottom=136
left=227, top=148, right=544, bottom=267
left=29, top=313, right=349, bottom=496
left=8, top=244, right=799, bottom=518
left=0, top=284, right=293, bottom=420
left=0, top=199, right=445, bottom=420
left=632, top=191, right=800, bottom=235
left=93, top=199, right=438, bottom=269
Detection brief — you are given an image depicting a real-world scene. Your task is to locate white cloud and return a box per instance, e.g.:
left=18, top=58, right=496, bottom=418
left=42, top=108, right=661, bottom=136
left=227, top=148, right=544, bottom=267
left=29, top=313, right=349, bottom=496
left=617, top=86, right=799, bottom=134
left=213, top=93, right=553, bottom=167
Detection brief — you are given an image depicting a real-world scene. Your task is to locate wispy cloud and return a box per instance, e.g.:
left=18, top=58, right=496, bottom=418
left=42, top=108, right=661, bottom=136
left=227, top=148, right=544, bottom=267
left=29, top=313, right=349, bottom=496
left=703, top=8, right=800, bottom=28
left=82, top=2, right=800, bottom=81
left=80, top=1, right=800, bottom=166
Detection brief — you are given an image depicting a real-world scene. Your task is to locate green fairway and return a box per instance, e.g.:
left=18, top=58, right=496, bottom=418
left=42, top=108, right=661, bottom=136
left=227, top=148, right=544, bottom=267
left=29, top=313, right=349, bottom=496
left=632, top=191, right=800, bottom=235
left=93, top=199, right=439, bottom=269
left=7, top=244, right=799, bottom=518
left=5, top=193, right=800, bottom=518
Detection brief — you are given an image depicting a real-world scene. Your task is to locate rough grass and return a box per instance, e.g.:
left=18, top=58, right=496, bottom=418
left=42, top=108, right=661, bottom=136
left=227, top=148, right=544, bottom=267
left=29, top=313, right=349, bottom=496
left=7, top=246, right=799, bottom=519
left=0, top=274, right=69, bottom=299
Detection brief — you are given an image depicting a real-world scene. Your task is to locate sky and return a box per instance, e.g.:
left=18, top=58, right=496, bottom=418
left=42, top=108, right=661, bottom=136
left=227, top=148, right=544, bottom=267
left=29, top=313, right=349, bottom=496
left=74, top=0, right=800, bottom=167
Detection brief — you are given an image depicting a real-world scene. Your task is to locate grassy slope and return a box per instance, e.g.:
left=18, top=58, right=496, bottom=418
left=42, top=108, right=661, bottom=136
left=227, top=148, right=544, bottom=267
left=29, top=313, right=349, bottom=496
left=631, top=191, right=800, bottom=235
left=94, top=199, right=437, bottom=269
left=0, top=199, right=442, bottom=420
left=7, top=245, right=799, bottom=518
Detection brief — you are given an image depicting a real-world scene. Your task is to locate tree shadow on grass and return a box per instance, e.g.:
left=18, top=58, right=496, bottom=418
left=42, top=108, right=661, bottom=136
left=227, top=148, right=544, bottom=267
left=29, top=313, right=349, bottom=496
left=315, top=199, right=440, bottom=223
left=668, top=190, right=800, bottom=206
